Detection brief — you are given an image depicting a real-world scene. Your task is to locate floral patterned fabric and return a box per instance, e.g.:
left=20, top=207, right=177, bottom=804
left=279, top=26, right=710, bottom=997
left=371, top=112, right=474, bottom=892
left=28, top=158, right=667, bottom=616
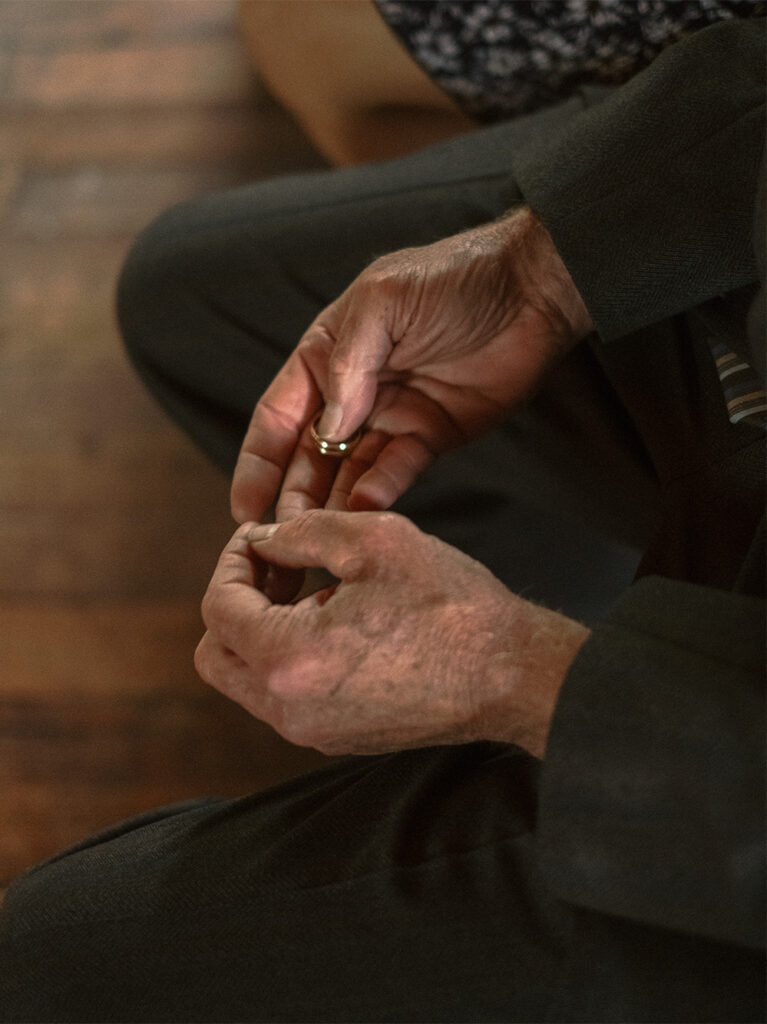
left=372, top=0, right=765, bottom=121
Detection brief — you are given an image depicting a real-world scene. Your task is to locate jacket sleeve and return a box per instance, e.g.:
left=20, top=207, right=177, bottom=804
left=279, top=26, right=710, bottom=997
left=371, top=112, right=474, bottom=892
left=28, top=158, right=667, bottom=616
left=511, top=19, right=766, bottom=951
left=537, top=577, right=765, bottom=951
left=511, top=17, right=766, bottom=342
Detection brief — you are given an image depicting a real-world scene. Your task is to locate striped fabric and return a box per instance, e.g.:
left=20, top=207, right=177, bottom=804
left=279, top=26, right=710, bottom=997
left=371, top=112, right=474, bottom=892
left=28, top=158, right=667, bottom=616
left=708, top=339, right=767, bottom=428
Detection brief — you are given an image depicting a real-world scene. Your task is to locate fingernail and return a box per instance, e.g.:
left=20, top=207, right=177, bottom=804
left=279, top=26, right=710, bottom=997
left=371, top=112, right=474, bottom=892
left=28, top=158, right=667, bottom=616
left=248, top=522, right=279, bottom=544
left=318, top=401, right=343, bottom=439
left=231, top=502, right=249, bottom=525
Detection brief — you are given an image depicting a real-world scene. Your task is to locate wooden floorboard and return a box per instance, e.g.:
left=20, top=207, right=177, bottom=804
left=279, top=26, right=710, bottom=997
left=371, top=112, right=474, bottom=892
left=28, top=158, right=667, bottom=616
left=1, top=680, right=327, bottom=884
left=0, top=0, right=328, bottom=889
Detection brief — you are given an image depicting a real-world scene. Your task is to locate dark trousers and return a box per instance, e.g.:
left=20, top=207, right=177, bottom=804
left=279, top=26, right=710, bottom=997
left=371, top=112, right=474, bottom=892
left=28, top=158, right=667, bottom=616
left=0, top=98, right=761, bottom=1022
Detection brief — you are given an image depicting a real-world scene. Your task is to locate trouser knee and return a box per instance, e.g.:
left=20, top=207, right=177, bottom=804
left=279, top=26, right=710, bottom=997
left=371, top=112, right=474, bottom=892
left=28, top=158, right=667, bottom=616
left=114, top=190, right=324, bottom=470
left=117, top=199, right=203, bottom=379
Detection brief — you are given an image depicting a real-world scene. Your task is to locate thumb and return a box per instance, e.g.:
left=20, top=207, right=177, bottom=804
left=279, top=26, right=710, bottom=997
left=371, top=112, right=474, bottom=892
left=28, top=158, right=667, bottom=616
left=316, top=298, right=394, bottom=440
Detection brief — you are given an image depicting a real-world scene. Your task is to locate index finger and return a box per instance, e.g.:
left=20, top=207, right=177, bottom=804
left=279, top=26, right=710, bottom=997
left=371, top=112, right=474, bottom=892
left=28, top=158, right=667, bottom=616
left=247, top=508, right=410, bottom=582
left=230, top=326, right=334, bottom=523
left=200, top=523, right=274, bottom=655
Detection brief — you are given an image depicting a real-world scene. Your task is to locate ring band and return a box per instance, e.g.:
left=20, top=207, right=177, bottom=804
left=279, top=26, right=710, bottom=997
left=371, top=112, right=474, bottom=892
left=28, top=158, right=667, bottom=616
left=310, top=413, right=362, bottom=457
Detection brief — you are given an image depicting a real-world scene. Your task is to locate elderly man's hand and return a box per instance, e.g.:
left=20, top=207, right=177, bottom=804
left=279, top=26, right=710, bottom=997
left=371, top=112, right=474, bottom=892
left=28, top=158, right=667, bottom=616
left=195, top=510, right=590, bottom=759
left=230, top=206, right=593, bottom=524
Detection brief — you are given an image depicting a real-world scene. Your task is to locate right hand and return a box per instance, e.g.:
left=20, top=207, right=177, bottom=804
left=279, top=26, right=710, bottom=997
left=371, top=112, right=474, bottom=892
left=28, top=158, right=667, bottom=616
left=196, top=510, right=590, bottom=758
left=231, top=205, right=593, bottom=524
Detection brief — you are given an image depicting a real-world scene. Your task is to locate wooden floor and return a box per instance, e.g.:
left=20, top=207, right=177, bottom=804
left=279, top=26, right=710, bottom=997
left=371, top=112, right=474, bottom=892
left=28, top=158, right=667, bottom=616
left=0, top=0, right=330, bottom=891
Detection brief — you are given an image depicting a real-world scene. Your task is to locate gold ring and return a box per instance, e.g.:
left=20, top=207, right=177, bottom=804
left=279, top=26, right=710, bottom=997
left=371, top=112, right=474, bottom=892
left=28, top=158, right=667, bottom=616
left=310, top=413, right=362, bottom=458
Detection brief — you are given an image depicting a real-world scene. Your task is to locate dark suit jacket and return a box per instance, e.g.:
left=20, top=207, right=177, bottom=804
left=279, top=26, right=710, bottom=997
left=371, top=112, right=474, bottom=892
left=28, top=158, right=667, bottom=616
left=510, top=17, right=765, bottom=1011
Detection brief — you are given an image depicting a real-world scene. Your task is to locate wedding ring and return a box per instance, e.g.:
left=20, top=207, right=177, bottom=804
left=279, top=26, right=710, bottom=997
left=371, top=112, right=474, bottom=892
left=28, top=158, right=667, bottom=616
left=310, top=413, right=362, bottom=458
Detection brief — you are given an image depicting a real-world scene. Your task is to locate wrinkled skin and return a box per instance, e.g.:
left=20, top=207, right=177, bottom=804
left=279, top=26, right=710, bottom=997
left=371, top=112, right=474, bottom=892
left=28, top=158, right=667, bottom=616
left=230, top=206, right=593, bottom=523
left=196, top=511, right=591, bottom=758
left=201, top=207, right=594, bottom=758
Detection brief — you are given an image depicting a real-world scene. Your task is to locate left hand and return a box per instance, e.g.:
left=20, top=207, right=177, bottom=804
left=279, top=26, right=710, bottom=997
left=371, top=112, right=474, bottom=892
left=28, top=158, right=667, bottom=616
left=230, top=208, right=593, bottom=524
left=195, top=510, right=590, bottom=758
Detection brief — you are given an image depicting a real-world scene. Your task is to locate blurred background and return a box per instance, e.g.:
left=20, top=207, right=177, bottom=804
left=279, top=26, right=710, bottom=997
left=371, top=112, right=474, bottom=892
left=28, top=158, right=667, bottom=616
left=0, top=0, right=331, bottom=895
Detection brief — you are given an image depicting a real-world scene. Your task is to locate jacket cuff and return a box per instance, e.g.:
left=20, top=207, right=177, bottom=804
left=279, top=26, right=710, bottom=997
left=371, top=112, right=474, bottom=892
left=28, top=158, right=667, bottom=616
left=537, top=576, right=765, bottom=950
left=511, top=20, right=765, bottom=342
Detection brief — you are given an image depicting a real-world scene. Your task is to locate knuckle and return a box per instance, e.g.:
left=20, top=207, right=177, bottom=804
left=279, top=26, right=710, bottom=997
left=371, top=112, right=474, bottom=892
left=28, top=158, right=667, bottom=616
left=367, top=511, right=423, bottom=568
left=199, top=589, right=217, bottom=631
left=366, top=248, right=416, bottom=280
left=327, top=347, right=376, bottom=380
left=290, top=506, right=326, bottom=541
left=299, top=336, right=334, bottom=374
left=368, top=509, right=413, bottom=540
left=193, top=636, right=213, bottom=682
left=355, top=255, right=416, bottom=305
left=369, top=509, right=399, bottom=530
left=364, top=265, right=398, bottom=292
left=299, top=506, right=327, bottom=527
left=200, top=552, right=246, bottom=630
left=266, top=689, right=318, bottom=746
left=280, top=718, right=315, bottom=749
left=278, top=714, right=342, bottom=756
